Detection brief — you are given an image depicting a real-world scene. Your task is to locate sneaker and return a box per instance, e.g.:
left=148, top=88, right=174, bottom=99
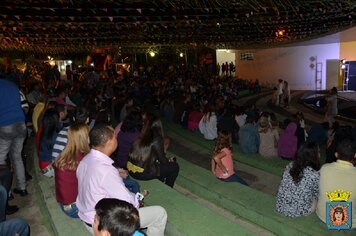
left=13, top=188, right=28, bottom=197
left=6, top=205, right=19, bottom=215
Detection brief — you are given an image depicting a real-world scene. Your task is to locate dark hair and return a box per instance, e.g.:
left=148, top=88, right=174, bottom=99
left=121, top=111, right=143, bottom=133
left=290, top=142, right=320, bottom=184
left=95, top=109, right=111, bottom=126
left=95, top=198, right=140, bottom=236
left=75, top=106, right=89, bottom=124
left=333, top=207, right=345, bottom=221
left=336, top=139, right=356, bottom=162
left=55, top=104, right=66, bottom=114
left=89, top=124, right=114, bottom=147
left=321, top=122, right=330, bottom=130
left=40, top=108, right=60, bottom=150
left=129, top=113, right=164, bottom=175
left=213, top=131, right=232, bottom=156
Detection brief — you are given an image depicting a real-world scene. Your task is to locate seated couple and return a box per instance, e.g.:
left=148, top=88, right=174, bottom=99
left=57, top=124, right=167, bottom=235
left=276, top=140, right=356, bottom=229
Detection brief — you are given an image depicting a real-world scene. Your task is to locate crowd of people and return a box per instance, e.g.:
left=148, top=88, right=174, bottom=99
left=0, top=60, right=355, bottom=235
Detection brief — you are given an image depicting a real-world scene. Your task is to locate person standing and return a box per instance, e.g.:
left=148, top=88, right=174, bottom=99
left=324, top=87, right=338, bottom=126
left=277, top=79, right=284, bottom=106
left=0, top=79, right=27, bottom=196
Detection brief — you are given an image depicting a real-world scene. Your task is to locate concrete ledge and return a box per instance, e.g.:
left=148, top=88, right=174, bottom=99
left=172, top=154, right=350, bottom=236
left=165, top=122, right=288, bottom=176
left=138, top=179, right=255, bottom=236
left=33, top=149, right=254, bottom=236
left=33, top=150, right=88, bottom=236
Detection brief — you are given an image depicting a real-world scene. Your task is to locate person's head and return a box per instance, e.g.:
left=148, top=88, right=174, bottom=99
left=90, top=124, right=117, bottom=156
left=296, top=111, right=304, bottom=120
left=335, top=139, right=356, bottom=162
left=245, top=115, right=255, bottom=124
left=74, top=106, right=89, bottom=124
left=94, top=198, right=140, bottom=236
left=54, top=123, right=90, bottom=170
left=95, top=109, right=111, bottom=126
left=141, top=112, right=163, bottom=142
left=333, top=207, right=344, bottom=222
left=290, top=142, right=320, bottom=183
left=258, top=116, right=270, bottom=132
left=331, top=87, right=338, bottom=95
left=57, top=88, right=67, bottom=99
left=213, top=130, right=232, bottom=155
left=55, top=104, right=68, bottom=122
left=121, top=111, right=143, bottom=133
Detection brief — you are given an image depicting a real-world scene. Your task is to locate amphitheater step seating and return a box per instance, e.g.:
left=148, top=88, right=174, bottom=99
left=171, top=153, right=350, bottom=236
left=165, top=122, right=288, bottom=176
left=138, top=179, right=255, bottom=236
left=33, top=150, right=88, bottom=236
left=33, top=149, right=254, bottom=236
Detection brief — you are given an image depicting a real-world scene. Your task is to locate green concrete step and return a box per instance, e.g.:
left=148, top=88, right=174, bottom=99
left=138, top=179, right=256, bottom=236
left=171, top=153, right=350, bottom=236
left=33, top=150, right=88, bottom=236
left=165, top=122, right=288, bottom=176
left=33, top=148, right=254, bottom=236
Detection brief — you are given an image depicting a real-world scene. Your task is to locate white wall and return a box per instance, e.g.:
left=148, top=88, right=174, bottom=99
left=235, top=44, right=340, bottom=90
left=216, top=50, right=236, bottom=67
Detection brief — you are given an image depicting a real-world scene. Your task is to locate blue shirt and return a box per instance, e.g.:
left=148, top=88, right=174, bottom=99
left=0, top=79, right=25, bottom=126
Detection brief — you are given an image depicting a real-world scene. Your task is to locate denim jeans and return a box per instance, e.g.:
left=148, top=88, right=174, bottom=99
left=0, top=218, right=29, bottom=236
left=123, top=176, right=141, bottom=194
left=0, top=185, right=29, bottom=236
left=59, top=203, right=79, bottom=218
left=0, top=122, right=27, bottom=190
left=219, top=174, right=248, bottom=186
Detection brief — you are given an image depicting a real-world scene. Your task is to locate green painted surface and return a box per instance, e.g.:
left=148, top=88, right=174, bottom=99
left=33, top=150, right=89, bottom=236
left=139, top=180, right=256, bottom=236
left=165, top=122, right=288, bottom=176
left=33, top=148, right=253, bottom=236
left=172, top=154, right=350, bottom=236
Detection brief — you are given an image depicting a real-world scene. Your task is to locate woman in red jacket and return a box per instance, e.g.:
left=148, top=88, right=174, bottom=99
left=53, top=123, right=90, bottom=218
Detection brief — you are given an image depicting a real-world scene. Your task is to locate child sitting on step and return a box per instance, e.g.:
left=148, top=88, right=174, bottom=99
left=211, top=131, right=248, bottom=185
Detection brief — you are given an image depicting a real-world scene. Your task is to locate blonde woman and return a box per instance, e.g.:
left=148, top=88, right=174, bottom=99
left=53, top=123, right=90, bottom=218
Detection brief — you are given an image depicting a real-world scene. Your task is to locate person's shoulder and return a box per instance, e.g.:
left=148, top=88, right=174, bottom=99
left=222, top=147, right=232, bottom=154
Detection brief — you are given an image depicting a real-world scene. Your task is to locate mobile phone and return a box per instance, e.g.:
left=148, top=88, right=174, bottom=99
left=135, top=192, right=144, bottom=201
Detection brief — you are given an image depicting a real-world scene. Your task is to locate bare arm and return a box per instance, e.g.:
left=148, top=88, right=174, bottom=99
left=213, top=151, right=228, bottom=174
left=211, top=158, right=216, bottom=174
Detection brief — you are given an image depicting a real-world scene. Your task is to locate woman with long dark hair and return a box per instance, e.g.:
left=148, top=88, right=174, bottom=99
left=276, top=142, right=320, bottom=217
left=38, top=108, right=60, bottom=176
left=128, top=113, right=179, bottom=187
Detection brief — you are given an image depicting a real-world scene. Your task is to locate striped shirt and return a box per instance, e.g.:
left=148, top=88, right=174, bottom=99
left=20, top=90, right=29, bottom=114
left=51, top=126, right=69, bottom=160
